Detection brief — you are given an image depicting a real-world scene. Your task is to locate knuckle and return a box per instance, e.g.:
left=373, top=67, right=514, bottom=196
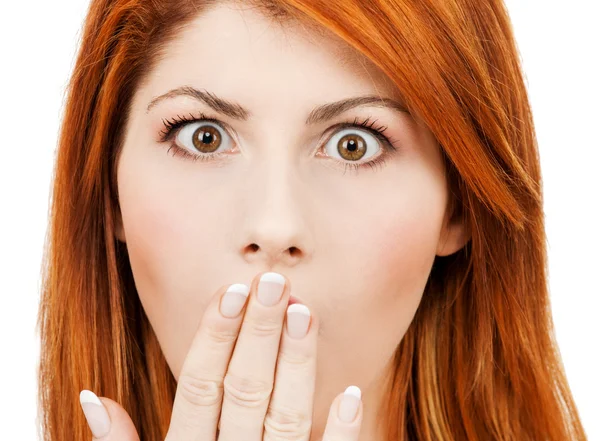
left=264, top=405, right=312, bottom=440
left=203, top=320, right=240, bottom=345
left=178, top=373, right=223, bottom=407
left=278, top=348, right=313, bottom=367
left=244, top=316, right=282, bottom=337
left=223, top=372, right=273, bottom=409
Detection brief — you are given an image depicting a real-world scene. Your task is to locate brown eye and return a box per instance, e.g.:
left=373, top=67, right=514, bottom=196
left=324, top=128, right=381, bottom=163
left=337, top=134, right=367, bottom=161
left=191, top=125, right=221, bottom=153
left=175, top=121, right=234, bottom=157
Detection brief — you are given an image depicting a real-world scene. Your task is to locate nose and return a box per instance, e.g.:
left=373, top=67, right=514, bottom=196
left=238, top=160, right=314, bottom=270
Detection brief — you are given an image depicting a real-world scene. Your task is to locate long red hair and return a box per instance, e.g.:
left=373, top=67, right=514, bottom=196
left=36, top=0, right=587, bottom=439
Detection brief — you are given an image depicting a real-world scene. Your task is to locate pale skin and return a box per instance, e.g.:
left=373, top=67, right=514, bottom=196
left=79, top=1, right=468, bottom=440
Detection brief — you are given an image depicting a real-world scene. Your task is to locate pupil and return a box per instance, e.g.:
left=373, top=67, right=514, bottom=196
left=347, top=140, right=357, bottom=151
left=202, top=131, right=213, bottom=144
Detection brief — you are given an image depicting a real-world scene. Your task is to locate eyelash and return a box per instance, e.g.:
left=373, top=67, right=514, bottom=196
left=158, top=112, right=399, bottom=174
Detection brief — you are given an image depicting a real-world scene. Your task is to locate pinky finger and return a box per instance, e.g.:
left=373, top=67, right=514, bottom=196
left=321, top=385, right=363, bottom=441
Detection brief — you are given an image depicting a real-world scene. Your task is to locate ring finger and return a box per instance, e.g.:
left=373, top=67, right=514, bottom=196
left=262, top=301, right=318, bottom=441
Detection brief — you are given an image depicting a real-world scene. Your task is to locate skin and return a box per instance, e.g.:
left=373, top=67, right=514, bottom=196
left=113, top=1, right=468, bottom=439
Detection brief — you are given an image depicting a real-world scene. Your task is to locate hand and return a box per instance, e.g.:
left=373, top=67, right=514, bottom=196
left=79, top=272, right=364, bottom=440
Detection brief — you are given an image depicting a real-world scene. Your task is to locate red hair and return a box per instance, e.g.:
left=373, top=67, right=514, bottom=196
left=37, top=0, right=587, bottom=439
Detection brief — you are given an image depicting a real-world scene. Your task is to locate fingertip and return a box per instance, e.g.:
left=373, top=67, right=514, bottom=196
left=344, top=385, right=362, bottom=400
left=80, top=389, right=103, bottom=406
left=91, top=395, right=141, bottom=441
left=79, top=389, right=111, bottom=439
left=322, top=386, right=363, bottom=441
left=338, top=385, right=362, bottom=424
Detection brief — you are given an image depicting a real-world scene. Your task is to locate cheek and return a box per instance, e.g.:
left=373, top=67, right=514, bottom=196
left=116, top=147, right=232, bottom=375
left=340, top=173, right=447, bottom=304
left=314, top=168, right=447, bottom=397
left=371, top=201, right=444, bottom=291
left=118, top=174, right=191, bottom=293
left=118, top=178, right=235, bottom=308
left=117, top=138, right=227, bottom=296
left=338, top=192, right=446, bottom=332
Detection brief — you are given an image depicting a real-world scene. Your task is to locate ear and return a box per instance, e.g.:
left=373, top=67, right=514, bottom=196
left=436, top=208, right=469, bottom=257
left=113, top=203, right=126, bottom=243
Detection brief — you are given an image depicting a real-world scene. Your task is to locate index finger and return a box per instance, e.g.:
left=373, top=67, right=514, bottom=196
left=165, top=281, right=250, bottom=441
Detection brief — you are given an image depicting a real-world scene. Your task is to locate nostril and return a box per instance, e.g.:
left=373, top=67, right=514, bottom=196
left=243, top=244, right=302, bottom=261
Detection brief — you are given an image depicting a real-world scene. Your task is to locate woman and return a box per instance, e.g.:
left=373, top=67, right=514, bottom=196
left=36, top=0, right=588, bottom=440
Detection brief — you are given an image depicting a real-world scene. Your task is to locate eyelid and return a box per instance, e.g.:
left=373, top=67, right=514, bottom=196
left=160, top=112, right=398, bottom=163
left=161, top=112, right=392, bottom=140
left=159, top=112, right=234, bottom=143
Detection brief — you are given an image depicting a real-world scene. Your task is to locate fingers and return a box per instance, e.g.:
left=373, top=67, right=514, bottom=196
left=79, top=390, right=140, bottom=441
left=166, top=280, right=251, bottom=441
left=217, top=272, right=298, bottom=440
left=261, top=304, right=318, bottom=441
left=80, top=275, right=360, bottom=441
left=321, top=386, right=363, bottom=441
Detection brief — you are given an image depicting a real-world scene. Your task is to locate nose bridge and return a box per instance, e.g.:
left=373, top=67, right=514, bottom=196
left=238, top=151, right=313, bottom=268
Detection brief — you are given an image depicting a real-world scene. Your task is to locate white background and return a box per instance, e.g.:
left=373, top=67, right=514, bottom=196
left=0, top=0, right=598, bottom=439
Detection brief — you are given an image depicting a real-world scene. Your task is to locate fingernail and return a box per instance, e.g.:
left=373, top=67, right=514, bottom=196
left=338, top=385, right=361, bottom=423
left=79, top=389, right=111, bottom=438
left=220, top=283, right=250, bottom=318
left=257, top=272, right=285, bottom=306
left=286, top=303, right=311, bottom=339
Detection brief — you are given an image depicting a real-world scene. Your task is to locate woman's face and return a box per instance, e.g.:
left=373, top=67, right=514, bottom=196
left=116, top=1, right=465, bottom=435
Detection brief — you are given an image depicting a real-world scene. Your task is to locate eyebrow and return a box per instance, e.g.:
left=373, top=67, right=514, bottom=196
left=146, top=85, right=410, bottom=124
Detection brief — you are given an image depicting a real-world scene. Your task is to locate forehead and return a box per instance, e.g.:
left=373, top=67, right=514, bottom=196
left=168, top=2, right=354, bottom=62
left=144, top=1, right=401, bottom=102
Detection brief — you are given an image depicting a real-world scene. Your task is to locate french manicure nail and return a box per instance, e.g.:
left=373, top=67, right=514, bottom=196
left=257, top=272, right=285, bottom=306
left=286, top=303, right=311, bottom=339
left=220, top=283, right=250, bottom=318
left=79, top=389, right=111, bottom=438
left=338, top=385, right=361, bottom=423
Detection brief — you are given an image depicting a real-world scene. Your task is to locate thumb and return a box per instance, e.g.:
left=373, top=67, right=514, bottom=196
left=79, top=389, right=140, bottom=441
